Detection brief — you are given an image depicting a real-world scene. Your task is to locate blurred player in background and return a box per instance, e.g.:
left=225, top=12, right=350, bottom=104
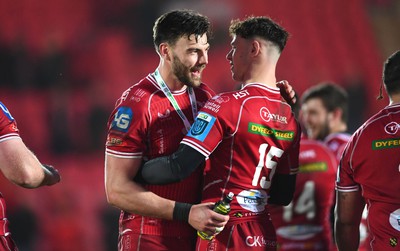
left=0, top=101, right=61, bottom=251
left=141, top=16, right=301, bottom=251
left=300, top=83, right=351, bottom=161
left=335, top=50, right=400, bottom=251
left=270, top=138, right=337, bottom=250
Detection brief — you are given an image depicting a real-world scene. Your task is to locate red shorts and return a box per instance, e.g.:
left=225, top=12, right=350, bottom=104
left=0, top=235, right=18, bottom=251
left=118, top=232, right=196, bottom=251
left=196, top=219, right=277, bottom=251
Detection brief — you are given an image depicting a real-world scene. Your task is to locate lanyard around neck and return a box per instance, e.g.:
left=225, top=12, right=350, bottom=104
left=153, top=69, right=198, bottom=133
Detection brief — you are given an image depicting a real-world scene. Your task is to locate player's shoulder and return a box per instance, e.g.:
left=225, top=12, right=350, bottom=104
left=195, top=82, right=216, bottom=98
left=114, top=74, right=160, bottom=109
left=300, top=139, right=338, bottom=172
left=0, top=102, right=16, bottom=125
left=301, top=139, right=336, bottom=156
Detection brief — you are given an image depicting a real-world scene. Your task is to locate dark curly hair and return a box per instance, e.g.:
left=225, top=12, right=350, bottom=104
left=153, top=9, right=212, bottom=53
left=383, top=50, right=400, bottom=95
left=228, top=16, right=289, bottom=53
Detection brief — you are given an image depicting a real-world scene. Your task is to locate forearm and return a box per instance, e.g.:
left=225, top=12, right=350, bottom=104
left=0, top=139, right=48, bottom=188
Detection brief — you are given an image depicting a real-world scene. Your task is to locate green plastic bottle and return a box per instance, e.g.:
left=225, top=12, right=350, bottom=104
left=197, top=192, right=234, bottom=241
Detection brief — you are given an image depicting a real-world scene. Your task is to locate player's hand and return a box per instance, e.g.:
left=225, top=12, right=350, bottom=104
left=188, top=202, right=229, bottom=235
left=276, top=80, right=296, bottom=105
left=42, top=164, right=61, bottom=186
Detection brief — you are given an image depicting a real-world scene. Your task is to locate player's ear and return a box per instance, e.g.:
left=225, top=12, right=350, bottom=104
left=159, top=43, right=172, bottom=62
left=251, top=40, right=261, bottom=56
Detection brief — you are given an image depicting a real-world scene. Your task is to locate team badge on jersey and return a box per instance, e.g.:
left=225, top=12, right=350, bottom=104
left=385, top=122, right=400, bottom=135
left=0, top=102, right=14, bottom=121
left=187, top=112, right=215, bottom=142
left=111, top=107, right=133, bottom=133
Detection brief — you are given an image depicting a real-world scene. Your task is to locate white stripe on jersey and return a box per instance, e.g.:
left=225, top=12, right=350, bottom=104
left=105, top=149, right=142, bottom=159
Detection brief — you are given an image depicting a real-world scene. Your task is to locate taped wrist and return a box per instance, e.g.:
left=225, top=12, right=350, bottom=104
left=173, top=202, right=192, bottom=222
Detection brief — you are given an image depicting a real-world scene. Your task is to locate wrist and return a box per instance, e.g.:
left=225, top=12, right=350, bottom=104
left=173, top=202, right=192, bottom=222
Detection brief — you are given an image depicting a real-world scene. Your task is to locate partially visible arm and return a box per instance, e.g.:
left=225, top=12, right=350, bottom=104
left=105, top=154, right=229, bottom=232
left=141, top=144, right=205, bottom=184
left=105, top=154, right=175, bottom=219
left=335, top=190, right=365, bottom=251
left=268, top=173, right=296, bottom=206
left=0, top=138, right=60, bottom=188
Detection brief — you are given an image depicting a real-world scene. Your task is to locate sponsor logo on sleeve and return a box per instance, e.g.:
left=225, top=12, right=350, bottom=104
left=0, top=102, right=14, bottom=121
left=111, top=107, right=133, bottom=133
left=187, top=112, right=216, bottom=142
left=106, top=135, right=124, bottom=147
left=248, top=122, right=294, bottom=141
left=372, top=138, right=400, bottom=150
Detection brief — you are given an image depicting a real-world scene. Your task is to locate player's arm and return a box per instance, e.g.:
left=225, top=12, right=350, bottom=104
left=141, top=144, right=205, bottom=184
left=0, top=138, right=60, bottom=188
left=105, top=154, right=175, bottom=219
left=105, top=153, right=228, bottom=232
left=268, top=172, right=296, bottom=206
left=335, top=190, right=365, bottom=251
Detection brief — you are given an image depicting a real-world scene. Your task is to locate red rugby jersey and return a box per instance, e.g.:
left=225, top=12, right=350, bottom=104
left=182, top=83, right=300, bottom=225
left=105, top=74, right=214, bottom=237
left=336, top=104, right=400, bottom=250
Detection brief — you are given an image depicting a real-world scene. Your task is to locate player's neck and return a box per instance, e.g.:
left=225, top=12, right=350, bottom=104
left=245, top=74, right=277, bottom=88
left=330, top=123, right=347, bottom=135
left=156, top=66, right=186, bottom=91
left=389, top=93, right=400, bottom=106
left=244, top=63, right=277, bottom=88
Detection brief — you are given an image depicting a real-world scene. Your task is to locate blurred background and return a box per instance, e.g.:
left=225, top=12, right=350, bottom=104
left=0, top=0, right=399, bottom=250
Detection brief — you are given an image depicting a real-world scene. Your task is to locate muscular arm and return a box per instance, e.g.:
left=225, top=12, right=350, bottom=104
left=335, top=190, right=365, bottom=251
left=105, top=154, right=228, bottom=232
left=105, top=154, right=175, bottom=219
left=0, top=138, right=60, bottom=188
left=141, top=144, right=205, bottom=184
left=268, top=173, right=296, bottom=206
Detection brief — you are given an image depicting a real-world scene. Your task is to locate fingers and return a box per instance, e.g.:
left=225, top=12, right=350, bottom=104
left=276, top=80, right=297, bottom=105
left=188, top=203, right=230, bottom=233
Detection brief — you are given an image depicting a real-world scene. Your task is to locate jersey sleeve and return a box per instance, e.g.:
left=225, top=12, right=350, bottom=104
left=275, top=125, right=301, bottom=176
left=335, top=134, right=359, bottom=192
left=105, top=88, right=148, bottom=158
left=181, top=95, right=228, bottom=157
left=0, top=102, right=20, bottom=142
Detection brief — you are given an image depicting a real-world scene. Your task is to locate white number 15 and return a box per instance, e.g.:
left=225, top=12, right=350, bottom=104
left=252, top=143, right=284, bottom=189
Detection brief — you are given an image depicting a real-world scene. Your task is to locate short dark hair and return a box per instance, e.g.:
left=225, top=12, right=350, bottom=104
left=228, top=16, right=289, bottom=53
left=383, top=50, right=400, bottom=95
left=301, top=83, right=349, bottom=123
left=152, top=10, right=211, bottom=53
